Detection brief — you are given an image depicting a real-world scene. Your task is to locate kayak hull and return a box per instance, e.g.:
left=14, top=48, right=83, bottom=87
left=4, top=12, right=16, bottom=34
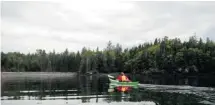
left=109, top=78, right=139, bottom=89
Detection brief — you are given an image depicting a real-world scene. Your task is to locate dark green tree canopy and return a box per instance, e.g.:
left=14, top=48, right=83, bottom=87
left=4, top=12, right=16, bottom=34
left=1, top=36, right=215, bottom=75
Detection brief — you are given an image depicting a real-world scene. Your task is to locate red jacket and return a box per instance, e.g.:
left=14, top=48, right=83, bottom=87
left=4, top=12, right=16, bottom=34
left=116, top=74, right=130, bottom=82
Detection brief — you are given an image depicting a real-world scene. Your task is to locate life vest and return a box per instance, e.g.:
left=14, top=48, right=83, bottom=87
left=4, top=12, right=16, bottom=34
left=117, top=75, right=130, bottom=82
left=121, top=75, right=127, bottom=81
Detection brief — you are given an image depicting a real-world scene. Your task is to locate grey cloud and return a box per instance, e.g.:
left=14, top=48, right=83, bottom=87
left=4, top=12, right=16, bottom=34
left=1, top=1, right=25, bottom=18
left=1, top=1, right=215, bottom=53
left=203, top=26, right=215, bottom=40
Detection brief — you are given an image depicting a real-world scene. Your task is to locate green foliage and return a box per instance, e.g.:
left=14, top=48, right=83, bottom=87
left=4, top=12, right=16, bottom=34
left=1, top=36, right=215, bottom=75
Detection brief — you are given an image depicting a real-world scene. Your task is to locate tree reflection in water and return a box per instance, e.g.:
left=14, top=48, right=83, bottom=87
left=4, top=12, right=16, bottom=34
left=1, top=74, right=214, bottom=105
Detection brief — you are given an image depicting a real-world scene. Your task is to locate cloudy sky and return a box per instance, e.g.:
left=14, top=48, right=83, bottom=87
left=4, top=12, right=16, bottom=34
left=1, top=1, right=215, bottom=53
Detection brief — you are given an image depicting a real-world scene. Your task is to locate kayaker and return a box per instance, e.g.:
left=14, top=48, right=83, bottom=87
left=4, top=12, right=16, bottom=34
left=116, top=72, right=131, bottom=82
left=116, top=72, right=131, bottom=92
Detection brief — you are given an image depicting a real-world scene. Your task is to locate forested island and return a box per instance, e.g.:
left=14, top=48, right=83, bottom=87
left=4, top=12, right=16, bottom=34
left=1, top=36, right=215, bottom=75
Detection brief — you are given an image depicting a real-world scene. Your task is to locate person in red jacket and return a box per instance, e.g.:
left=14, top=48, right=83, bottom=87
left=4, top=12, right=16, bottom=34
left=116, top=72, right=131, bottom=82
left=116, top=72, right=131, bottom=92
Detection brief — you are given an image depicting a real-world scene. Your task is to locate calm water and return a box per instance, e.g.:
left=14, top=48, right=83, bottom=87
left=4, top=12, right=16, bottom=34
left=1, top=73, right=215, bottom=105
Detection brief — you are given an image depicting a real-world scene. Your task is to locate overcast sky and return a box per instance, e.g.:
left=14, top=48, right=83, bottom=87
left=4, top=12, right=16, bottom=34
left=1, top=1, right=215, bottom=53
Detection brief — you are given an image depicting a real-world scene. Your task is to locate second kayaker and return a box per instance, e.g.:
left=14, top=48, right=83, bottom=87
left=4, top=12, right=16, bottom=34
left=116, top=72, right=131, bottom=82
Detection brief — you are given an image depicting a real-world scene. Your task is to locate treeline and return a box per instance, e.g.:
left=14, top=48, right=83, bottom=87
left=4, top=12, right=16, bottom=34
left=1, top=36, right=215, bottom=74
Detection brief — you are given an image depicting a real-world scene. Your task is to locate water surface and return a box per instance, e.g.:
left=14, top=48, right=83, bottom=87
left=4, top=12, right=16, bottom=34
left=1, top=72, right=215, bottom=105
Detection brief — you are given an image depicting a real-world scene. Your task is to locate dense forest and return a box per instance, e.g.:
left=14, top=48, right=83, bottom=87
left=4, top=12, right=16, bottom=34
left=1, top=36, right=215, bottom=75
